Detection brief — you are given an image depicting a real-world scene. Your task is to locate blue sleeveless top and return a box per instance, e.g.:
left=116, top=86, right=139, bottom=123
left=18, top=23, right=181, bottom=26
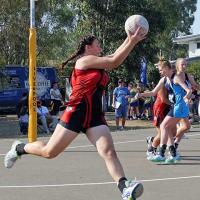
left=170, top=75, right=189, bottom=118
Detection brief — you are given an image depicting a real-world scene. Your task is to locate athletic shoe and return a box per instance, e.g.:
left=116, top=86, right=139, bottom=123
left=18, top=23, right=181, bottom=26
left=165, top=155, right=176, bottom=164
left=150, top=154, right=165, bottom=162
left=146, top=136, right=153, bottom=150
left=146, top=150, right=152, bottom=157
left=122, top=180, right=143, bottom=200
left=165, top=153, right=182, bottom=163
left=4, top=140, right=23, bottom=168
left=120, top=126, right=125, bottom=131
left=175, top=152, right=181, bottom=161
left=146, top=151, right=156, bottom=161
left=167, top=150, right=181, bottom=161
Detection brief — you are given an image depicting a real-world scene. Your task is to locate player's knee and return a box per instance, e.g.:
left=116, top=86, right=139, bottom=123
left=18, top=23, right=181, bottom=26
left=160, top=122, right=169, bottom=130
left=100, top=148, right=117, bottom=160
left=181, top=123, right=190, bottom=132
left=43, top=149, right=58, bottom=159
left=185, top=123, right=191, bottom=130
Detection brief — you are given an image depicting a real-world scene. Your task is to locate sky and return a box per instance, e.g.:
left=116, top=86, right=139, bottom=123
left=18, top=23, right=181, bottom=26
left=191, top=0, right=200, bottom=34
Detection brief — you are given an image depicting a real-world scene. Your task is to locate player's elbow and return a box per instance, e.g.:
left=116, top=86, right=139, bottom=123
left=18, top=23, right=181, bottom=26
left=107, top=61, right=118, bottom=69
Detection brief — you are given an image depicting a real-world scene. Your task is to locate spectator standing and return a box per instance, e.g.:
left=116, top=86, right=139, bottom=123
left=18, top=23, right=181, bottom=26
left=112, top=79, right=130, bottom=130
left=127, top=82, right=140, bottom=120
left=190, top=88, right=199, bottom=121
left=141, top=86, right=154, bottom=120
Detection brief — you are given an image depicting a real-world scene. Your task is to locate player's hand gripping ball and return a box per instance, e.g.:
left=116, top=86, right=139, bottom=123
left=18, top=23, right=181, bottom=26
left=125, top=15, right=149, bottom=36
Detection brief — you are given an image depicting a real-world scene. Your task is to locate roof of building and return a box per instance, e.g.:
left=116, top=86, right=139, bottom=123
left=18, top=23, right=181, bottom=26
left=173, top=34, right=200, bottom=44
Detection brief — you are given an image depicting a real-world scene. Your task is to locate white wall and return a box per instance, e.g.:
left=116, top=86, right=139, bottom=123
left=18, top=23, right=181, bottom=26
left=189, top=41, right=200, bottom=57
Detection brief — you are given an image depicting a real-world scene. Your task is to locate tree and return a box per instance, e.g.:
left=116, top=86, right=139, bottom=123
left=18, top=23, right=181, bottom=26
left=0, top=0, right=197, bottom=86
left=187, top=61, right=200, bottom=82
left=69, top=0, right=197, bottom=83
left=0, top=0, right=29, bottom=65
left=0, top=0, right=75, bottom=66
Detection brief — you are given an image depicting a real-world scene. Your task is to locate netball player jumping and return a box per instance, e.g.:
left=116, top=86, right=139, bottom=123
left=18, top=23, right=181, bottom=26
left=4, top=28, right=145, bottom=200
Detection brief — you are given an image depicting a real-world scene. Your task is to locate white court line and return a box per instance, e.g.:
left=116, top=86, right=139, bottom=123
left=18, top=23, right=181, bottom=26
left=0, top=132, right=199, bottom=156
left=0, top=139, right=145, bottom=156
left=68, top=139, right=145, bottom=149
left=0, top=175, right=200, bottom=188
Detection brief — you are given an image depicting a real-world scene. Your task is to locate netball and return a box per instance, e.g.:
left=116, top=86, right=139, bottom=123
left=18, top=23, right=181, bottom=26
left=125, top=15, right=149, bottom=35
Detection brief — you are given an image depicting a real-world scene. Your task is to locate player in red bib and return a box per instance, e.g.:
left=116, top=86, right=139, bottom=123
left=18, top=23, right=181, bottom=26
left=60, top=68, right=109, bottom=133
left=146, top=86, right=171, bottom=159
left=144, top=61, right=175, bottom=159
left=4, top=29, right=146, bottom=200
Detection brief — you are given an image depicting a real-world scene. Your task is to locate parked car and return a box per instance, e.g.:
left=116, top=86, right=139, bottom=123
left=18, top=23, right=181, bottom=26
left=0, top=65, right=58, bottom=113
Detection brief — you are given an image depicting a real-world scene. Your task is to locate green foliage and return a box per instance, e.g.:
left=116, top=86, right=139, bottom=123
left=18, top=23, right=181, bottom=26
left=0, top=0, right=197, bottom=85
left=187, top=61, right=200, bottom=82
left=69, top=0, right=197, bottom=83
left=0, top=0, right=74, bottom=66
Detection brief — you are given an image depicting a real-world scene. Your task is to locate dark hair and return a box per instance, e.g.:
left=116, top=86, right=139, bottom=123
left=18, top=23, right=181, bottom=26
left=118, top=77, right=124, bottom=82
left=61, top=35, right=96, bottom=69
left=51, top=81, right=58, bottom=88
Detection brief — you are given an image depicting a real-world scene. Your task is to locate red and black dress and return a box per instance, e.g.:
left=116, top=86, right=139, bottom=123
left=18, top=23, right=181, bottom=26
left=59, top=68, right=109, bottom=133
left=153, top=94, right=171, bottom=127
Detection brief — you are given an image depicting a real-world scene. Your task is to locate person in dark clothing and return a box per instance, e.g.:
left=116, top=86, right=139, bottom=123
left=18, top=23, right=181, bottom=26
left=16, top=92, right=29, bottom=135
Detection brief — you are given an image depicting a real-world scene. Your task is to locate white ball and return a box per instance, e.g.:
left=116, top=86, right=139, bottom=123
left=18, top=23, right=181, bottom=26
left=125, top=15, right=149, bottom=35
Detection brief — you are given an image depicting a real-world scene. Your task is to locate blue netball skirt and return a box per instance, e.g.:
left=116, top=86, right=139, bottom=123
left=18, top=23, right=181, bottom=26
left=167, top=101, right=189, bottom=118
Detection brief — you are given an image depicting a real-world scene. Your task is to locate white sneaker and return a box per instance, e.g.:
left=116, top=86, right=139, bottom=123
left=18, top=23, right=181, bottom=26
left=122, top=180, right=143, bottom=200
left=4, top=140, right=23, bottom=168
left=146, top=151, right=156, bottom=161
left=146, top=136, right=153, bottom=150
left=146, top=150, right=152, bottom=157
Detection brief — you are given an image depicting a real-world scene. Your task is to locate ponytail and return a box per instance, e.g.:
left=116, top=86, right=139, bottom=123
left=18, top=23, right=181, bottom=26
left=61, top=52, right=79, bottom=70
left=61, top=35, right=96, bottom=70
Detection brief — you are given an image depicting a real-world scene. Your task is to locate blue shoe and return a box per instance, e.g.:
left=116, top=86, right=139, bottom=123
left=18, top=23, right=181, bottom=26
left=166, top=152, right=181, bottom=163
left=150, top=154, right=165, bottom=162
left=175, top=152, right=181, bottom=161
left=122, top=180, right=143, bottom=200
left=165, top=155, right=176, bottom=164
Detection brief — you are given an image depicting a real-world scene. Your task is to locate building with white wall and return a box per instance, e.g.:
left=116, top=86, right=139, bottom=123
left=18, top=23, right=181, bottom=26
left=173, top=34, right=200, bottom=60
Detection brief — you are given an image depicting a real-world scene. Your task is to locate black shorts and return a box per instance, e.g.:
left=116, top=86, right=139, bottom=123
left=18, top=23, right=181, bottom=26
left=59, top=114, right=107, bottom=134
left=59, top=95, right=107, bottom=133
